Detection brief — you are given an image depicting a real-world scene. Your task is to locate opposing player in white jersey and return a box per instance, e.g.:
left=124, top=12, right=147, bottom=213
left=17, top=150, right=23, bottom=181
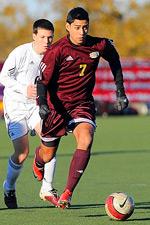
left=0, top=19, right=59, bottom=209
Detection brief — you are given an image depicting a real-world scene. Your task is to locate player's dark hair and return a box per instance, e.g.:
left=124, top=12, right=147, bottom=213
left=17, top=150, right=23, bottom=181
left=33, top=19, right=54, bottom=34
left=66, top=7, right=89, bottom=24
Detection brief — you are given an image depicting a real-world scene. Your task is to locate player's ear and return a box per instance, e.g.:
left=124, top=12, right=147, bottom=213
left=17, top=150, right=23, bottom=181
left=32, top=33, right=36, bottom=41
left=65, top=23, right=70, bottom=32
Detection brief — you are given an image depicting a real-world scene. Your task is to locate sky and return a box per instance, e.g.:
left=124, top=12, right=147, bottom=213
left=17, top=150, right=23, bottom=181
left=1, top=0, right=149, bottom=22
left=1, top=0, right=56, bottom=22
left=22, top=0, right=149, bottom=14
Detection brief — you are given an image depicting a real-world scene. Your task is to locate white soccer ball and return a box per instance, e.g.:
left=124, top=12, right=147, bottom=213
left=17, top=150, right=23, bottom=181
left=105, top=192, right=135, bottom=220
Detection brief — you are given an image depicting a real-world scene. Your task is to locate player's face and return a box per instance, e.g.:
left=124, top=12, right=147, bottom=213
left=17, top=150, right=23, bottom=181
left=66, top=19, right=89, bottom=45
left=32, top=28, right=54, bottom=54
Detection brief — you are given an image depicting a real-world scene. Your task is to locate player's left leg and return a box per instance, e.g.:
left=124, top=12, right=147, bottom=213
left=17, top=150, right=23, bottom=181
left=33, top=140, right=60, bottom=207
left=58, top=122, right=95, bottom=208
left=4, top=134, right=29, bottom=209
left=33, top=108, right=66, bottom=207
left=3, top=100, right=33, bottom=209
left=30, top=106, right=60, bottom=206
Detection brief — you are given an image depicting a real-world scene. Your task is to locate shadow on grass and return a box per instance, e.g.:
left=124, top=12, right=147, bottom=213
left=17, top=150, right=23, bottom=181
left=82, top=214, right=106, bottom=218
left=0, top=205, right=54, bottom=211
left=70, top=203, right=104, bottom=209
left=1, top=202, right=150, bottom=221
left=0, top=203, right=103, bottom=211
left=127, top=202, right=150, bottom=221
left=72, top=202, right=150, bottom=221
left=135, top=201, right=150, bottom=210
left=1, top=149, right=150, bottom=160
left=130, top=218, right=150, bottom=221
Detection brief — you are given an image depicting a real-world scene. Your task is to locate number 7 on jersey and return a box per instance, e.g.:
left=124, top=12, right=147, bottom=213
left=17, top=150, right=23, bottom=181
left=79, top=64, right=87, bottom=76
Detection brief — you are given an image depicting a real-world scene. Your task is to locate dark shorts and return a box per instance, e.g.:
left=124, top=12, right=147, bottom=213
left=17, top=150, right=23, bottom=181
left=41, top=100, right=96, bottom=141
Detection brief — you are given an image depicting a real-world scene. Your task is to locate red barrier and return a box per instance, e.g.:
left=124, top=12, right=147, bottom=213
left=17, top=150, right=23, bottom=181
left=94, top=58, right=150, bottom=103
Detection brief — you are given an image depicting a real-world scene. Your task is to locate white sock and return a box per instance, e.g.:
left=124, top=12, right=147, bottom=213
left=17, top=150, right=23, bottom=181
left=41, top=156, right=56, bottom=192
left=4, top=158, right=23, bottom=191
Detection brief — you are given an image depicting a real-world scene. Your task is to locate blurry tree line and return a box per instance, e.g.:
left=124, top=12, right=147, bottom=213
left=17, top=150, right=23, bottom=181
left=0, top=0, right=149, bottom=61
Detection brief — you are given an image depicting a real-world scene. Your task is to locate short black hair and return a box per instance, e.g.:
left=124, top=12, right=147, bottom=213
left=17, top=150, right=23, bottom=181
left=66, top=7, right=89, bottom=24
left=33, top=19, right=54, bottom=34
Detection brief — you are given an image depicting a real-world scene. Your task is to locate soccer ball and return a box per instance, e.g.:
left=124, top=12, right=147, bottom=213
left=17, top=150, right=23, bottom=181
left=105, top=192, right=135, bottom=220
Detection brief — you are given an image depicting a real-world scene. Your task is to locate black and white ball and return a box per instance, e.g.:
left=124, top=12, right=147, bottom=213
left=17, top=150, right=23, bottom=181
left=105, top=192, right=135, bottom=220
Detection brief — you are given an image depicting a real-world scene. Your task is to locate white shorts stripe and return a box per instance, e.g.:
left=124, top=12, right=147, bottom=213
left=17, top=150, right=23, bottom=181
left=68, top=117, right=96, bottom=128
left=41, top=136, right=59, bottom=142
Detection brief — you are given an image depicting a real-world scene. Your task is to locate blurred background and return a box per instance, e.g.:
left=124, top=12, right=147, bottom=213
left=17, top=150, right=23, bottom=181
left=0, top=0, right=150, bottom=117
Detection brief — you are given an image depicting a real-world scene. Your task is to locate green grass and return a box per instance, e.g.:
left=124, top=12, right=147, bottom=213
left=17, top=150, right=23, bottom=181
left=0, top=116, right=150, bottom=225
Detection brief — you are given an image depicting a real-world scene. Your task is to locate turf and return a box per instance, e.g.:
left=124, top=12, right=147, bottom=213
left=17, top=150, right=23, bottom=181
left=0, top=116, right=150, bottom=225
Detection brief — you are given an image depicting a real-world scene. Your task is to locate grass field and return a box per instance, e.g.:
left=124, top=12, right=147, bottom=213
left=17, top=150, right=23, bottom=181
left=0, top=116, right=150, bottom=225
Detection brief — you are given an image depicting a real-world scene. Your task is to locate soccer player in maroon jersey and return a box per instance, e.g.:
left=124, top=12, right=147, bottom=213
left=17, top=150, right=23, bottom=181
left=33, top=7, right=128, bottom=208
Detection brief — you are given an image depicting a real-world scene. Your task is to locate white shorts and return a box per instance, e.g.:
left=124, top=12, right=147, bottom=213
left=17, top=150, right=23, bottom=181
left=3, top=100, right=41, bottom=140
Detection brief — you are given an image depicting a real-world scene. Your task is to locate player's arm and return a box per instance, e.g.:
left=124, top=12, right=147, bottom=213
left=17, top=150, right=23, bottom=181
left=102, top=39, right=128, bottom=111
left=37, top=78, right=50, bottom=119
left=0, top=50, right=27, bottom=96
left=37, top=48, right=58, bottom=119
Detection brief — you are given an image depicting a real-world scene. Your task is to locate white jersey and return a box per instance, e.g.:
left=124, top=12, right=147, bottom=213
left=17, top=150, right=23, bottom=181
left=0, top=42, right=42, bottom=104
left=0, top=43, right=43, bottom=140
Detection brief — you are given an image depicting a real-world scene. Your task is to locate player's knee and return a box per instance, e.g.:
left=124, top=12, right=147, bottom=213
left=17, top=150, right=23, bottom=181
left=43, top=153, right=55, bottom=163
left=78, top=134, right=93, bottom=150
left=19, top=153, right=28, bottom=163
left=41, top=144, right=57, bottom=163
left=13, top=151, right=29, bottom=164
left=74, top=124, right=94, bottom=149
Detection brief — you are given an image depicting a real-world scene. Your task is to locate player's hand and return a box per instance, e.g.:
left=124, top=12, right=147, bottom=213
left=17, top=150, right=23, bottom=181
left=27, top=84, right=37, bottom=99
left=115, top=95, right=129, bottom=111
left=39, top=104, right=50, bottom=119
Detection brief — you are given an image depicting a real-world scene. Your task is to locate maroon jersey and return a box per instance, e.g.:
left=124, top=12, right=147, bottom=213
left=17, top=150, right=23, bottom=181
left=40, top=35, right=123, bottom=111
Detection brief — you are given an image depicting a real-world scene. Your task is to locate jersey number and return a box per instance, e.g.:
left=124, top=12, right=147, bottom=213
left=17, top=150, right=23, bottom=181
left=79, top=64, right=87, bottom=76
